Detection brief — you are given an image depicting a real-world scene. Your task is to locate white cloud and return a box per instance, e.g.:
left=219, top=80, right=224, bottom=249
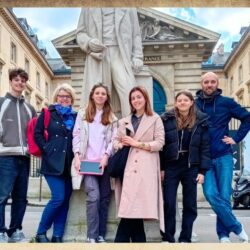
left=155, top=8, right=250, bottom=52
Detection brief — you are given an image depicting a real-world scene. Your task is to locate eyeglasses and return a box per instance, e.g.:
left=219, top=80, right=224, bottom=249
left=57, top=95, right=72, bottom=100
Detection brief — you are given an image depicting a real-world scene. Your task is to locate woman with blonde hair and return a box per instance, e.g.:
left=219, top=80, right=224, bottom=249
left=160, top=90, right=210, bottom=243
left=72, top=83, right=117, bottom=243
left=113, top=86, right=165, bottom=242
left=34, top=83, right=77, bottom=242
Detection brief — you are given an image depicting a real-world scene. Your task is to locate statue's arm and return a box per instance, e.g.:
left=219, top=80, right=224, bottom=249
left=130, top=8, right=143, bottom=61
left=76, top=8, right=92, bottom=53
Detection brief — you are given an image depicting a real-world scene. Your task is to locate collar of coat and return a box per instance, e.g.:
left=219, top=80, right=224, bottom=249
left=161, top=108, right=209, bottom=127
left=90, top=8, right=127, bottom=29
left=122, top=113, right=158, bottom=140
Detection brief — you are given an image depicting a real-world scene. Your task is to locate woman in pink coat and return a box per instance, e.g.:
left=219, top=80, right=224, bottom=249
left=113, top=86, right=165, bottom=242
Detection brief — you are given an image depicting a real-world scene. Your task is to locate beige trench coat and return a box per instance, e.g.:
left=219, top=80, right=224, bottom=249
left=113, top=113, right=165, bottom=231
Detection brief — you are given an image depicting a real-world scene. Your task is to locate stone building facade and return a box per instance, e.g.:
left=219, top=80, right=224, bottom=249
left=52, top=8, right=220, bottom=113
left=0, top=8, right=54, bottom=110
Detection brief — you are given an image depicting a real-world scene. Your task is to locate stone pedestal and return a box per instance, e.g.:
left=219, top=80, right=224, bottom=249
left=63, top=189, right=162, bottom=242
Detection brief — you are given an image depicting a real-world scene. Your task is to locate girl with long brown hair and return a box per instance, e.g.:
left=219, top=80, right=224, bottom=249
left=113, top=86, right=165, bottom=242
left=160, top=90, right=210, bottom=243
left=72, top=83, right=117, bottom=243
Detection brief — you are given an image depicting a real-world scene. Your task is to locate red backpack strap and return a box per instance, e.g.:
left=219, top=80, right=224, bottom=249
left=41, top=108, right=50, bottom=141
left=42, top=108, right=50, bottom=129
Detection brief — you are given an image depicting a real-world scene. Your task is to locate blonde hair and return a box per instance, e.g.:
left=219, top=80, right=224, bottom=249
left=52, top=83, right=76, bottom=105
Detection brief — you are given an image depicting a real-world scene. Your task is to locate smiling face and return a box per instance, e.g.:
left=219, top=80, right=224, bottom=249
left=175, top=93, right=194, bottom=113
left=130, top=90, right=146, bottom=113
left=56, top=89, right=72, bottom=107
left=9, top=75, right=27, bottom=96
left=92, top=86, right=108, bottom=107
left=201, top=72, right=219, bottom=96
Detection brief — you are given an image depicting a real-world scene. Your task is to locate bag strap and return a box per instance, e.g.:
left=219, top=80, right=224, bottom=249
left=42, top=108, right=50, bottom=129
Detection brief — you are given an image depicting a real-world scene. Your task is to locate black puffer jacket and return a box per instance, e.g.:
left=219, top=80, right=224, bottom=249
left=34, top=105, right=77, bottom=176
left=160, top=109, right=211, bottom=174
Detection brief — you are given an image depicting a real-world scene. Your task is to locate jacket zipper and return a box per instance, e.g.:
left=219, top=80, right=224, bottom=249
left=16, top=100, right=24, bottom=155
left=188, top=117, right=208, bottom=167
left=175, top=120, right=179, bottom=160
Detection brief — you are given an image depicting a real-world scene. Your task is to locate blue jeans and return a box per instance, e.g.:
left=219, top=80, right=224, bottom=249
left=37, top=175, right=72, bottom=237
left=0, top=156, right=30, bottom=236
left=203, top=154, right=242, bottom=239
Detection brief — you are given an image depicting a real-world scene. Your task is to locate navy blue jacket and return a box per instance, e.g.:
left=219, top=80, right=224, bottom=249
left=196, top=89, right=250, bottom=159
left=34, top=105, right=77, bottom=176
left=160, top=109, right=211, bottom=174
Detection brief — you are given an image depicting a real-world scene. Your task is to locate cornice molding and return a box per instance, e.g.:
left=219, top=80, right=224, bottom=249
left=0, top=8, right=54, bottom=77
left=224, top=29, right=250, bottom=72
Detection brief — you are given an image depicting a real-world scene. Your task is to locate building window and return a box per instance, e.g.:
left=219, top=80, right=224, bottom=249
left=238, top=95, right=243, bottom=105
left=0, top=25, right=2, bottom=53
left=236, top=88, right=244, bottom=106
left=45, top=82, right=49, bottom=97
left=230, top=77, right=234, bottom=94
left=25, top=58, right=30, bottom=75
left=238, top=64, right=243, bottom=84
left=36, top=71, right=40, bottom=89
left=11, top=42, right=17, bottom=63
left=25, top=91, right=31, bottom=103
left=249, top=52, right=250, bottom=74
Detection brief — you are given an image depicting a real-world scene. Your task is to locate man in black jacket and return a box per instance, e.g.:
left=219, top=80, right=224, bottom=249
left=0, top=68, right=36, bottom=243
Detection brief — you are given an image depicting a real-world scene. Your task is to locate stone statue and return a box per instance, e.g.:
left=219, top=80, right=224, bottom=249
left=76, top=8, right=144, bottom=116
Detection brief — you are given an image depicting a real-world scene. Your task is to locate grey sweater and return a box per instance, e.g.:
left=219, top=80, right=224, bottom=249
left=0, top=92, right=36, bottom=156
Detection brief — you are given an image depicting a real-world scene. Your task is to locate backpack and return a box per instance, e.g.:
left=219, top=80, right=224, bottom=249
left=27, top=108, right=50, bottom=157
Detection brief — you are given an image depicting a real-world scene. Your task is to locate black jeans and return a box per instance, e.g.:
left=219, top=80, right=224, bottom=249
left=115, top=218, right=146, bottom=242
left=163, top=154, right=198, bottom=242
left=0, top=156, right=30, bottom=236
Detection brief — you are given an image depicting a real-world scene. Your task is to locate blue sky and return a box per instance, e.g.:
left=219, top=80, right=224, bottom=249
left=13, top=8, right=250, bottom=59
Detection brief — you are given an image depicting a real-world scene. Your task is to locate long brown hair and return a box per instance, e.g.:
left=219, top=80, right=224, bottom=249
left=174, top=90, right=196, bottom=130
left=85, top=83, right=113, bottom=125
left=129, top=86, right=153, bottom=116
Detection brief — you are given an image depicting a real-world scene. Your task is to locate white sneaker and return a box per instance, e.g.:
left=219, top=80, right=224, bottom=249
left=0, top=232, right=8, bottom=243
left=237, top=226, right=249, bottom=242
left=86, top=237, right=96, bottom=243
left=8, top=229, right=29, bottom=243
left=220, top=237, right=231, bottom=243
left=97, top=236, right=106, bottom=243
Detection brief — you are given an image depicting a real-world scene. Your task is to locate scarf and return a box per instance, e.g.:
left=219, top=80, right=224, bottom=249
left=54, top=104, right=76, bottom=130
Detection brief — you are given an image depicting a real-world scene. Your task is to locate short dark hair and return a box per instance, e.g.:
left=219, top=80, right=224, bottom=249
left=9, top=68, right=29, bottom=81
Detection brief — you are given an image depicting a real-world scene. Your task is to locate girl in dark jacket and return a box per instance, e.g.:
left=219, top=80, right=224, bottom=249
left=160, top=90, right=210, bottom=243
left=34, top=83, right=77, bottom=243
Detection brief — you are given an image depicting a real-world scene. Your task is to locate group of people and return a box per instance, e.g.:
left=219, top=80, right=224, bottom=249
left=0, top=68, right=249, bottom=244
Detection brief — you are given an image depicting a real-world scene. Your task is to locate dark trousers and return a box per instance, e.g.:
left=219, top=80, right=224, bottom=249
left=115, top=218, right=146, bottom=242
left=0, top=156, right=30, bottom=236
left=163, top=154, right=198, bottom=242
left=37, top=175, right=72, bottom=237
